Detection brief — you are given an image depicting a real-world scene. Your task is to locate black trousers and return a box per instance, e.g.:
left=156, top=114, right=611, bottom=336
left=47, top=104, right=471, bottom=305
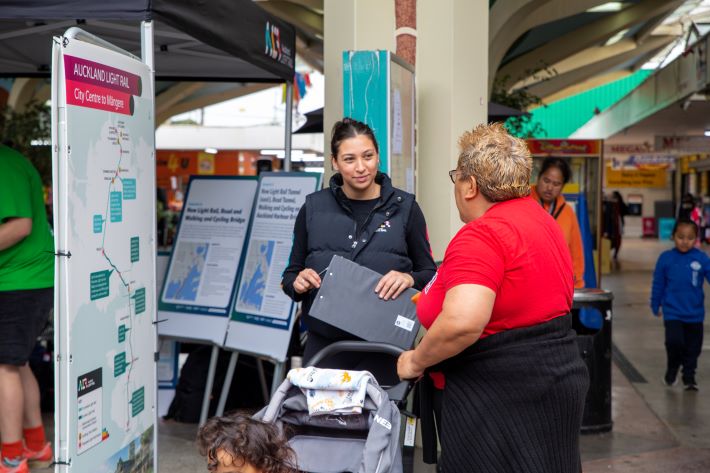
left=664, top=320, right=704, bottom=383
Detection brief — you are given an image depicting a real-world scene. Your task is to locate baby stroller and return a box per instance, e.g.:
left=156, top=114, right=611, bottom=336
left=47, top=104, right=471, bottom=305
left=254, top=342, right=410, bottom=473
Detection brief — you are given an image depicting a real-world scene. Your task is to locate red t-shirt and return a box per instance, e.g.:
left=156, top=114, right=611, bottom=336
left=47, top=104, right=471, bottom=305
left=418, top=197, right=574, bottom=388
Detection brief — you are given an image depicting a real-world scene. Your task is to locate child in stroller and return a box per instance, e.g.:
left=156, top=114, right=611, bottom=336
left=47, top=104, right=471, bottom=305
left=199, top=343, right=410, bottom=473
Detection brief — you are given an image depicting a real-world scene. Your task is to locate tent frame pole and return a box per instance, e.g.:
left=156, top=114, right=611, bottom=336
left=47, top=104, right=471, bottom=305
left=284, top=82, right=293, bottom=171
left=141, top=19, right=159, bottom=473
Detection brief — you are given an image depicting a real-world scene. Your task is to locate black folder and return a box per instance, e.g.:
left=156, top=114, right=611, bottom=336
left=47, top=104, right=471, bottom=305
left=308, top=255, right=420, bottom=350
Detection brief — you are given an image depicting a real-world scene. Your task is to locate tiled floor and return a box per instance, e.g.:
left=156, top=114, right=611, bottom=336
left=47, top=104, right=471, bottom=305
left=33, top=238, right=710, bottom=472
left=581, top=238, right=710, bottom=471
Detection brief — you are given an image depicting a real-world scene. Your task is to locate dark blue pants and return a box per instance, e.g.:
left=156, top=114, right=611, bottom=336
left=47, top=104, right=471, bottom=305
left=664, top=320, right=704, bottom=383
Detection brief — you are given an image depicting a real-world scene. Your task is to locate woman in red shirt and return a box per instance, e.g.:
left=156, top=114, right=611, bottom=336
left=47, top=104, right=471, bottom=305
left=398, top=123, right=589, bottom=473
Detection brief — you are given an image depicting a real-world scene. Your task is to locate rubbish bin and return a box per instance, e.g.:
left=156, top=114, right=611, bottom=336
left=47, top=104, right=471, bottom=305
left=572, top=288, right=613, bottom=434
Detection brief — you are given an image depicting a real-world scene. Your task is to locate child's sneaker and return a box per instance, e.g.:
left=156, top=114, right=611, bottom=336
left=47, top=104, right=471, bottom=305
left=0, top=457, right=29, bottom=473
left=22, top=442, right=52, bottom=468
left=684, top=382, right=699, bottom=391
left=662, top=372, right=678, bottom=387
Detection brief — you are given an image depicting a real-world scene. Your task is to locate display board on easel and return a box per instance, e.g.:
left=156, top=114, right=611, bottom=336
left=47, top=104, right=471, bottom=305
left=157, top=176, right=258, bottom=346
left=52, top=28, right=157, bottom=473
left=225, top=172, right=321, bottom=362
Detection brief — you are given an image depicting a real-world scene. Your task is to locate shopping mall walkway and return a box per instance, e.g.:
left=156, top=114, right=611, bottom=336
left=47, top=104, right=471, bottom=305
left=581, top=238, right=710, bottom=472
left=34, top=239, right=710, bottom=473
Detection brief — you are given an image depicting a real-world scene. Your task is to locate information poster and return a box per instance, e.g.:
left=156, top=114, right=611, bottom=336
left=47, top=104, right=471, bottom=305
left=52, top=30, right=156, bottom=473
left=158, top=177, right=258, bottom=345
left=343, top=51, right=416, bottom=193
left=389, top=57, right=415, bottom=193
left=225, top=173, right=320, bottom=360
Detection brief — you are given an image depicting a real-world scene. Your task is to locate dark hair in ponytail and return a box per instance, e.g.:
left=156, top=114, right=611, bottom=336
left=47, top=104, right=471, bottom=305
left=330, top=118, right=379, bottom=157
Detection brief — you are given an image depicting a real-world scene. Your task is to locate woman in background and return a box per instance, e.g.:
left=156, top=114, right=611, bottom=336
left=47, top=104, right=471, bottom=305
left=531, top=157, right=585, bottom=288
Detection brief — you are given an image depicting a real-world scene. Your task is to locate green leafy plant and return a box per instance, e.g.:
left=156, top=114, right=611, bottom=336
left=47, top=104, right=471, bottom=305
left=491, top=65, right=556, bottom=138
left=0, top=100, right=52, bottom=185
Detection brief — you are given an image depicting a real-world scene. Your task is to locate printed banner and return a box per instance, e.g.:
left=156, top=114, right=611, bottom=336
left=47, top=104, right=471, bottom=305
left=52, top=31, right=156, bottom=473
left=157, top=177, right=258, bottom=346
left=225, top=173, right=320, bottom=362
left=64, top=55, right=142, bottom=116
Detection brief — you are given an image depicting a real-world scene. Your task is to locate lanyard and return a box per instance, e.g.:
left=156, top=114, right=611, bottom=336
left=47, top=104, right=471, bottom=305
left=540, top=198, right=566, bottom=220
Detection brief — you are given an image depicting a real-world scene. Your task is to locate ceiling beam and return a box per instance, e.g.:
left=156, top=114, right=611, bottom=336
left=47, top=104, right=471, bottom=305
left=513, top=38, right=638, bottom=89
left=156, top=83, right=276, bottom=125
left=296, top=36, right=324, bottom=72
left=156, top=82, right=206, bottom=118
left=258, top=0, right=324, bottom=38
left=530, top=70, right=632, bottom=106
left=256, top=0, right=323, bottom=14
left=7, top=78, right=44, bottom=112
left=489, top=0, right=608, bottom=93
left=496, top=0, right=683, bottom=91
left=634, top=11, right=675, bottom=44
left=525, top=35, right=674, bottom=99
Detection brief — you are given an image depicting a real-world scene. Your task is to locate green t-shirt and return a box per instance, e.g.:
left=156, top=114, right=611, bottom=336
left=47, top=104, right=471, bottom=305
left=0, top=145, right=54, bottom=290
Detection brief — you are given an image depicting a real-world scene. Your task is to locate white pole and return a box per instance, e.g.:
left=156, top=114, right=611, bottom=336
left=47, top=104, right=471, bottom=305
left=141, top=21, right=155, bottom=70
left=284, top=82, right=293, bottom=172
left=215, top=351, right=239, bottom=416
left=200, top=346, right=221, bottom=425
left=141, top=20, right=158, bottom=473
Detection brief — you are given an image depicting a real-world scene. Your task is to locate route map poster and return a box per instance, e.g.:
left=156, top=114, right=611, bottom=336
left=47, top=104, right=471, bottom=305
left=225, top=173, right=319, bottom=361
left=52, top=32, right=156, bottom=473
left=158, top=176, right=257, bottom=345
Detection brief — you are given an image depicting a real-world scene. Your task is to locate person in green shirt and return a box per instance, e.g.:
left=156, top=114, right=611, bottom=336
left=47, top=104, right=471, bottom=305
left=0, top=144, right=54, bottom=473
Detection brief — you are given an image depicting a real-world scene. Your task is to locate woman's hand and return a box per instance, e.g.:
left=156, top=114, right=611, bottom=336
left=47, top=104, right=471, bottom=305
left=293, top=268, right=322, bottom=294
left=397, top=350, right=425, bottom=380
left=375, top=270, right=415, bottom=300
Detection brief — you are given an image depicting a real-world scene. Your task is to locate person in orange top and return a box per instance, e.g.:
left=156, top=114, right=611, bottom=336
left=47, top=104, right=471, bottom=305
left=531, top=157, right=585, bottom=288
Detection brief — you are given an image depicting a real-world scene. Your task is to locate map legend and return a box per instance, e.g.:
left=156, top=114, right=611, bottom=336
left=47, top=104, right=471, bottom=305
left=130, top=236, right=139, bottom=262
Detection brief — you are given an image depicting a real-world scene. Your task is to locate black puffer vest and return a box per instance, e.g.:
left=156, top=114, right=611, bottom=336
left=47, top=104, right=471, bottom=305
left=303, top=172, right=415, bottom=338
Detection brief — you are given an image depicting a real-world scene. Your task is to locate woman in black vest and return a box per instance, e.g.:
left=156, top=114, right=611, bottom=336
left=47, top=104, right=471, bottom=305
left=282, top=118, right=436, bottom=366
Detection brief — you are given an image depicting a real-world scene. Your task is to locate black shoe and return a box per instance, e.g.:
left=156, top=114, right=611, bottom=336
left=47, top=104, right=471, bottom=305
left=683, top=378, right=699, bottom=391
left=663, top=371, right=678, bottom=387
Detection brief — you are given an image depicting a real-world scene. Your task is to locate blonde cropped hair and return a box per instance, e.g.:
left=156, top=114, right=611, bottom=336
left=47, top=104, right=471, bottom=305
left=456, top=122, right=532, bottom=202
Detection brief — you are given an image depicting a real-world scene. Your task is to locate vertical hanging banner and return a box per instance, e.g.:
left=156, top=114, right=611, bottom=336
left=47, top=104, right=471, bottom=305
left=226, top=172, right=320, bottom=361
left=52, top=30, right=156, bottom=473
left=343, top=50, right=416, bottom=193
left=157, top=176, right=258, bottom=345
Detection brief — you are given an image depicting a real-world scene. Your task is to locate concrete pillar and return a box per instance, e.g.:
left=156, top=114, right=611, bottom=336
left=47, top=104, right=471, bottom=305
left=417, top=0, right=488, bottom=258
left=323, top=0, right=488, bottom=259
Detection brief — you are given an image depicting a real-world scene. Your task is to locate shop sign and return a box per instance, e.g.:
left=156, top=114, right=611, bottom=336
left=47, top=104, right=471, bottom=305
left=606, top=154, right=676, bottom=170
left=655, top=135, right=710, bottom=152
left=605, top=168, right=667, bottom=188
left=605, top=143, right=653, bottom=154
left=527, top=139, right=601, bottom=155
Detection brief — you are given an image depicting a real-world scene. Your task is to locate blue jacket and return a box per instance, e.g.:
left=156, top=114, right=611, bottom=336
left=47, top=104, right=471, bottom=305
left=651, top=248, right=710, bottom=323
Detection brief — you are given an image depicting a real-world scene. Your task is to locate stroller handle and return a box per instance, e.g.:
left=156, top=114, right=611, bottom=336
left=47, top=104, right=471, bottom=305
left=305, top=341, right=413, bottom=403
left=306, top=341, right=405, bottom=367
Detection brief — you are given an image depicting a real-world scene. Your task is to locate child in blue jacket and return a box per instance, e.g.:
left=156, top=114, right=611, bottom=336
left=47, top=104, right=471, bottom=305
left=651, top=219, right=710, bottom=391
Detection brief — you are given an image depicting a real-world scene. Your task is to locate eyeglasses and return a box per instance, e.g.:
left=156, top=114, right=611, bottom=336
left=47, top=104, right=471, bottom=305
left=448, top=169, right=460, bottom=184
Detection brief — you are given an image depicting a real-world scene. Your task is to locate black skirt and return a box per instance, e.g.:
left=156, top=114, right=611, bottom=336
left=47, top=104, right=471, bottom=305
left=437, top=314, right=589, bottom=473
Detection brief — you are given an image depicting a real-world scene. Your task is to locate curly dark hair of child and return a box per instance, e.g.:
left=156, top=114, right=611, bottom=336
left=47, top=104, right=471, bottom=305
left=197, top=413, right=297, bottom=473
